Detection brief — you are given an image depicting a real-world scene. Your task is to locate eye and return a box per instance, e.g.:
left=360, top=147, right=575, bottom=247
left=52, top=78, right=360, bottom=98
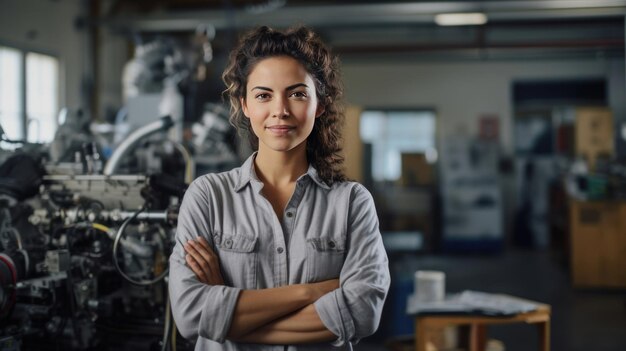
left=255, top=93, right=271, bottom=101
left=290, top=91, right=308, bottom=99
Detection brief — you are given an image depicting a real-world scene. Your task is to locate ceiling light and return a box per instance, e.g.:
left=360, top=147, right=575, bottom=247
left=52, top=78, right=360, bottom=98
left=435, top=13, right=488, bottom=26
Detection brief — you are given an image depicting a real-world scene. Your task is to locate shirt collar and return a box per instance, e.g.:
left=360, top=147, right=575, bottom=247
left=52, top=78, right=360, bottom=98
left=234, top=152, right=331, bottom=192
left=305, top=163, right=331, bottom=190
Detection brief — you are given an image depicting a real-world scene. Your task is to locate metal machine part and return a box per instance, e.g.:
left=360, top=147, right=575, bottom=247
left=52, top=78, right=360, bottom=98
left=0, top=157, right=187, bottom=350
left=104, top=116, right=174, bottom=176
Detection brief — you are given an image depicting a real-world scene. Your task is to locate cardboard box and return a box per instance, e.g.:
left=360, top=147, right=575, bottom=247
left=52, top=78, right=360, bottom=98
left=575, top=107, right=614, bottom=170
left=399, top=153, right=434, bottom=187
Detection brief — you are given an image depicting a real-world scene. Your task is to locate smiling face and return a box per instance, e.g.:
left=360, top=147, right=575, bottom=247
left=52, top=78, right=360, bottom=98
left=241, top=56, right=324, bottom=157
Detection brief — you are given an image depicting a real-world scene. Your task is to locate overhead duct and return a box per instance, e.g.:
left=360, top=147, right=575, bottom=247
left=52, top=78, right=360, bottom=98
left=101, top=1, right=626, bottom=32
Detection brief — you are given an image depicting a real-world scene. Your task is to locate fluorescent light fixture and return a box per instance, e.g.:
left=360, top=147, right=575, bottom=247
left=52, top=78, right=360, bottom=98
left=435, top=13, right=488, bottom=26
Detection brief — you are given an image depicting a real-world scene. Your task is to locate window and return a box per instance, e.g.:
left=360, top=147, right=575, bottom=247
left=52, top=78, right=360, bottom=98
left=360, top=110, right=437, bottom=182
left=0, top=45, right=59, bottom=146
left=0, top=47, right=23, bottom=142
left=26, top=52, right=59, bottom=143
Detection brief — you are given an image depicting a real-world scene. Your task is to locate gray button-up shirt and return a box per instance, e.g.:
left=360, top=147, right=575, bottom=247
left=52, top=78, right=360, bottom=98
left=169, top=154, right=390, bottom=350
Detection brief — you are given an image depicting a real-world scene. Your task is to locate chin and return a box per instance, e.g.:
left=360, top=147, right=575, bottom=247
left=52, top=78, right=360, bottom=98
left=262, top=140, right=306, bottom=153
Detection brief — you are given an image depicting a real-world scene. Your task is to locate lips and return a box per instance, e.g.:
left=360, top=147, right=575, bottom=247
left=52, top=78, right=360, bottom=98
left=266, top=125, right=295, bottom=136
left=266, top=125, right=295, bottom=130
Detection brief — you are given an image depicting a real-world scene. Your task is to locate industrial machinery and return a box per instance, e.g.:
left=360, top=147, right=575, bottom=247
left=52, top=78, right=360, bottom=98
left=0, top=117, right=191, bottom=350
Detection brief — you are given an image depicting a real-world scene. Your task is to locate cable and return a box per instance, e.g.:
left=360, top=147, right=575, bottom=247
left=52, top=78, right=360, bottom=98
left=112, top=206, right=168, bottom=286
left=167, top=276, right=177, bottom=351
left=171, top=141, right=194, bottom=184
left=171, top=318, right=177, bottom=351
left=84, top=223, right=113, bottom=258
left=161, top=289, right=171, bottom=351
left=9, top=227, right=23, bottom=250
left=91, top=223, right=111, bottom=234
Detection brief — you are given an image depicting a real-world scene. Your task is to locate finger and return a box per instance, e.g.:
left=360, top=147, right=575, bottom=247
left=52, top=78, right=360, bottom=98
left=190, top=241, right=223, bottom=281
left=188, top=240, right=216, bottom=265
left=185, top=254, right=203, bottom=277
left=186, top=241, right=223, bottom=283
left=185, top=254, right=209, bottom=283
left=185, top=243, right=211, bottom=278
left=196, top=236, right=214, bottom=254
left=187, top=240, right=223, bottom=283
left=185, top=242, right=207, bottom=265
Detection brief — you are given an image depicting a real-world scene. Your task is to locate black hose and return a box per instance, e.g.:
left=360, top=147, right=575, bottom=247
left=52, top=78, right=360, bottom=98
left=112, top=205, right=168, bottom=286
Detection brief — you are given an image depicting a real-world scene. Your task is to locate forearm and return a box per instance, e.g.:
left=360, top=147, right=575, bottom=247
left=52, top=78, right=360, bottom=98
left=182, top=235, right=339, bottom=341
left=227, top=281, right=335, bottom=339
left=236, top=328, right=336, bottom=345
left=260, top=304, right=328, bottom=333
left=234, top=304, right=336, bottom=344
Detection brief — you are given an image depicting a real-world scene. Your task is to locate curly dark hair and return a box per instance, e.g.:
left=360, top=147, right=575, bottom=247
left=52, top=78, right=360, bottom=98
left=222, top=25, right=346, bottom=184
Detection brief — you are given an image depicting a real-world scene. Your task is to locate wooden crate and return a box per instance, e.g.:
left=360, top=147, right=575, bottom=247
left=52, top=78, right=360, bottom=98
left=570, top=200, right=626, bottom=288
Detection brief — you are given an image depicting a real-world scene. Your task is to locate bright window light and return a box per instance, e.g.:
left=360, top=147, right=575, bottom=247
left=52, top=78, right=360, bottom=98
left=360, top=110, right=436, bottom=182
left=0, top=46, right=24, bottom=143
left=435, top=13, right=488, bottom=26
left=26, top=52, right=59, bottom=143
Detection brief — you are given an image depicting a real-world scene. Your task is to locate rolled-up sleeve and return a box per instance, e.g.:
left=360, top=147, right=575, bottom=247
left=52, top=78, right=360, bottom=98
left=168, top=179, right=241, bottom=343
left=314, top=184, right=391, bottom=346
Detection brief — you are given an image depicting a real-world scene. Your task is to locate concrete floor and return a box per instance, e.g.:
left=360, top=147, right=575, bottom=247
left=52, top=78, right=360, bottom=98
left=357, top=250, right=626, bottom=351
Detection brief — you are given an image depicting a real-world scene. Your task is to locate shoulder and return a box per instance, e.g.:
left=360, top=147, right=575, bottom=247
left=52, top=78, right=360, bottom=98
left=328, top=181, right=374, bottom=203
left=186, top=166, right=242, bottom=200
left=329, top=180, right=369, bottom=194
left=191, top=167, right=241, bottom=190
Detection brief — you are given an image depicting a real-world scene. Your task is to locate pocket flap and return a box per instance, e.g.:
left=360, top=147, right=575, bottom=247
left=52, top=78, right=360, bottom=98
left=216, top=234, right=258, bottom=253
left=307, top=237, right=345, bottom=252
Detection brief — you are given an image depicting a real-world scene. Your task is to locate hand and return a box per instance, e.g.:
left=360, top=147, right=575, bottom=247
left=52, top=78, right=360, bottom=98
left=184, top=236, right=225, bottom=285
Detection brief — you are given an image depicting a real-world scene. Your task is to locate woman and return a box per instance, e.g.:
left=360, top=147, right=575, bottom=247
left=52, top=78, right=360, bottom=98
left=169, top=26, right=390, bottom=350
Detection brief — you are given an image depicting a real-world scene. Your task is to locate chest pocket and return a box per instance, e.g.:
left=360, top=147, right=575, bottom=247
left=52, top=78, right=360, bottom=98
left=215, top=233, right=258, bottom=289
left=305, top=236, right=346, bottom=282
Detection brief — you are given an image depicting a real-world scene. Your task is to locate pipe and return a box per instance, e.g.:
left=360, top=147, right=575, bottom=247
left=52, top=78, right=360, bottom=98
left=171, top=141, right=194, bottom=184
left=103, top=116, right=174, bottom=175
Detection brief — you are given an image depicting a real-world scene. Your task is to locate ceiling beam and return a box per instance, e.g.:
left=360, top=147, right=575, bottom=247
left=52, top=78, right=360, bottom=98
left=101, top=0, right=626, bottom=32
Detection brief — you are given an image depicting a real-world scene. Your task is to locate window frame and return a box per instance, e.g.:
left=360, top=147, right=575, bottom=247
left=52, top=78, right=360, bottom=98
left=359, top=106, right=439, bottom=183
left=0, top=40, right=61, bottom=143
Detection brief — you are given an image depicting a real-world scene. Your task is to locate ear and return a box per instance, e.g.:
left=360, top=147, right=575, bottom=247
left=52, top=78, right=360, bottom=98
left=315, top=103, right=325, bottom=118
left=241, top=97, right=250, bottom=118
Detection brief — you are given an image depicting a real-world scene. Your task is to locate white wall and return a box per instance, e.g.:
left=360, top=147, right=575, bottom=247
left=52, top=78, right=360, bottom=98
left=0, top=0, right=86, bottom=112
left=342, top=58, right=620, bottom=153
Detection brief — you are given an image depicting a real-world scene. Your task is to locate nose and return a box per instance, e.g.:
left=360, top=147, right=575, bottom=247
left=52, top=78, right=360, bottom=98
left=271, top=96, right=289, bottom=119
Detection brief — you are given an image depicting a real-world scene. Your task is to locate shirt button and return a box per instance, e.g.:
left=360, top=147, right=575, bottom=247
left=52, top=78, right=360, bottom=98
left=328, top=240, right=336, bottom=248
left=286, top=211, right=294, bottom=218
left=225, top=239, right=233, bottom=248
left=277, top=247, right=284, bottom=254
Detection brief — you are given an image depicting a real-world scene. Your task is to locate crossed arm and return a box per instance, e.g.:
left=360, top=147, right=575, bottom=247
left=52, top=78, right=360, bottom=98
left=184, top=238, right=337, bottom=344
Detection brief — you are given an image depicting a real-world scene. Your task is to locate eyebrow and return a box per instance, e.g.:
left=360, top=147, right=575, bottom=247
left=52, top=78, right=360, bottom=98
left=251, top=83, right=309, bottom=92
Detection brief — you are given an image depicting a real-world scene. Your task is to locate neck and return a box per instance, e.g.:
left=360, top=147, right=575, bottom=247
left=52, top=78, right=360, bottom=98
left=254, top=143, right=309, bottom=187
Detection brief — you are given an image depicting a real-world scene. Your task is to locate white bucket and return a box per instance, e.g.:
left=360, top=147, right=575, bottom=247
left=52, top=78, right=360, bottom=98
left=414, top=270, right=445, bottom=303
